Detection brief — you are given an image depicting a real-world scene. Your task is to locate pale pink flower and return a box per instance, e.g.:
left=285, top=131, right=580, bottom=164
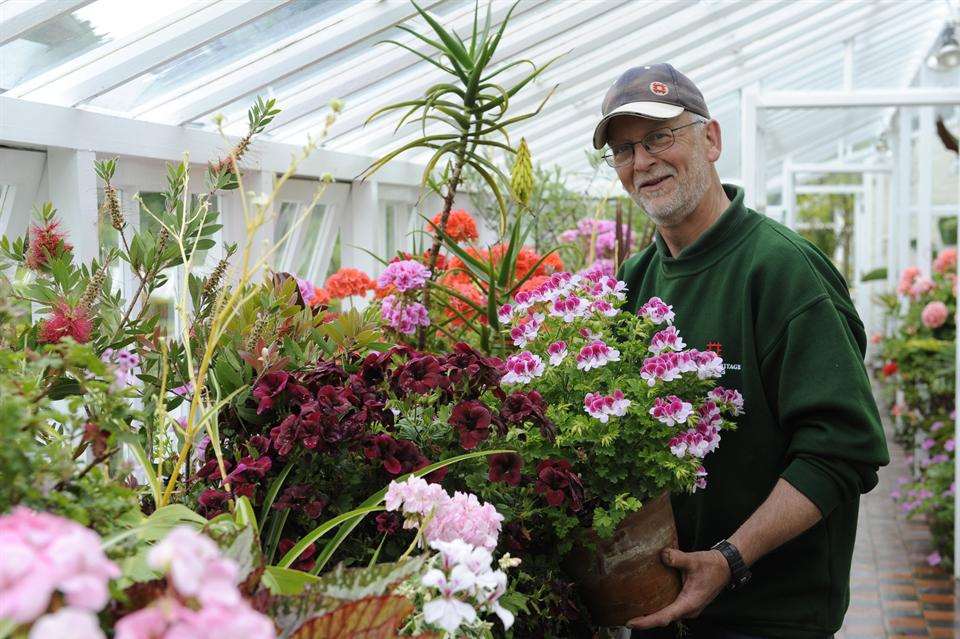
left=590, top=299, right=618, bottom=317
left=921, top=301, right=948, bottom=329
left=0, top=508, right=119, bottom=624
left=547, top=340, right=568, bottom=366
left=909, top=276, right=935, bottom=298
left=637, top=296, right=675, bottom=325
left=101, top=347, right=140, bottom=391
left=384, top=475, right=447, bottom=517
left=933, top=247, right=956, bottom=275
left=29, top=607, right=104, bottom=639
left=870, top=332, right=883, bottom=345
left=897, top=266, right=920, bottom=295
left=148, top=527, right=239, bottom=607
left=946, top=439, right=955, bottom=452
left=927, top=551, right=942, bottom=567
left=575, top=340, right=621, bottom=371
left=501, top=351, right=545, bottom=385
left=649, top=395, right=694, bottom=427
left=649, top=326, right=686, bottom=354
left=377, top=259, right=431, bottom=292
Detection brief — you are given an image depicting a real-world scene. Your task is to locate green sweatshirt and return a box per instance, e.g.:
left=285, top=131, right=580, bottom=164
left=617, top=185, right=889, bottom=638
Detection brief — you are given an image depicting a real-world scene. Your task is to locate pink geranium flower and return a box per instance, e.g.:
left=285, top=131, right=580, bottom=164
left=649, top=326, right=686, bottom=354
left=921, top=301, right=948, bottom=329
left=583, top=390, right=631, bottom=422
left=637, top=296, right=675, bottom=325
left=575, top=340, right=621, bottom=371
left=377, top=259, right=431, bottom=292
left=649, top=395, right=694, bottom=427
left=501, top=351, right=545, bottom=385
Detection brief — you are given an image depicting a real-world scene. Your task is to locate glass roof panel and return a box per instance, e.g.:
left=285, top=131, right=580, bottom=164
left=84, top=0, right=357, bottom=115
left=0, top=0, right=194, bottom=91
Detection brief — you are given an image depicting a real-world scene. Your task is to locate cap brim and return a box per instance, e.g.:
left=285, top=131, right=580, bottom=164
left=592, top=102, right=685, bottom=149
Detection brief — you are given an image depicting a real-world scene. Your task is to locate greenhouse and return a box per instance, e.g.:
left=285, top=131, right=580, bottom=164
left=0, top=0, right=958, bottom=637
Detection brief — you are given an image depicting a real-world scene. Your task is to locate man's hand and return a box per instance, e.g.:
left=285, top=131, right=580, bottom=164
left=626, top=548, right=730, bottom=629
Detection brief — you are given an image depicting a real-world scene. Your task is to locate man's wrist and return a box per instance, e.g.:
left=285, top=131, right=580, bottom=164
left=711, top=539, right=752, bottom=590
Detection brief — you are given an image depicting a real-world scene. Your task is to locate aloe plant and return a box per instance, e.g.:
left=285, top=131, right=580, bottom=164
left=360, top=0, right=557, bottom=348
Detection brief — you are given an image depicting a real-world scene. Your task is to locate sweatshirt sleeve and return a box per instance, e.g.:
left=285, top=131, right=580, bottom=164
left=760, top=295, right=890, bottom=517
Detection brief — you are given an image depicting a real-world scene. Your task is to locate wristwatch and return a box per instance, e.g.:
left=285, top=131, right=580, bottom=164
left=711, top=539, right=751, bottom=590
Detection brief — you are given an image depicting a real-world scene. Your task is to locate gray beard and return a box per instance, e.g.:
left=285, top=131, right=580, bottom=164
left=629, top=153, right=712, bottom=227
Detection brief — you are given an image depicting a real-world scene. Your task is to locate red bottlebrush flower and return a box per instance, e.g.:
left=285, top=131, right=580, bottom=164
left=882, top=361, right=899, bottom=378
left=252, top=370, right=289, bottom=414
left=428, top=209, right=479, bottom=243
left=26, top=219, right=72, bottom=270
left=488, top=453, right=523, bottom=486
left=38, top=302, right=93, bottom=344
left=278, top=538, right=317, bottom=572
left=535, top=459, right=584, bottom=511
left=324, top=267, right=375, bottom=299
left=450, top=400, right=492, bottom=450
left=376, top=511, right=403, bottom=535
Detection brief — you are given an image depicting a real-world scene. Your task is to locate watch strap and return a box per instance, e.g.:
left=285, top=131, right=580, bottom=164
left=711, top=539, right=751, bottom=590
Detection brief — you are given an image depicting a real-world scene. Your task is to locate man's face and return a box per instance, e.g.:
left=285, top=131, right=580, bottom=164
left=606, top=113, right=719, bottom=227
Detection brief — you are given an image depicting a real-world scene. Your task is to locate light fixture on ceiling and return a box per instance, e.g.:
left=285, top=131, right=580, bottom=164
left=927, top=20, right=960, bottom=69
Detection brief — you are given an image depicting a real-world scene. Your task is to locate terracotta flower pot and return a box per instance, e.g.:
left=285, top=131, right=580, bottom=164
left=565, top=491, right=682, bottom=628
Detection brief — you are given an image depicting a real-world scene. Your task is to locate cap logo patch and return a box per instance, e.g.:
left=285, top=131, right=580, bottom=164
left=649, top=81, right=669, bottom=96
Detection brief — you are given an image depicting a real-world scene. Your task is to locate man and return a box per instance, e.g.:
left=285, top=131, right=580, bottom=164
left=594, top=64, right=889, bottom=639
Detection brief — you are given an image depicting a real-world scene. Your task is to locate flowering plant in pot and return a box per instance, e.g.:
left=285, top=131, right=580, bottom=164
left=484, top=269, right=742, bottom=627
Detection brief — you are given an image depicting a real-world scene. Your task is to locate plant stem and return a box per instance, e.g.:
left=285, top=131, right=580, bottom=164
left=419, top=147, right=467, bottom=349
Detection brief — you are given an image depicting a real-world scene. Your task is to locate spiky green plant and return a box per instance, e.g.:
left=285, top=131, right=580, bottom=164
left=360, top=0, right=558, bottom=348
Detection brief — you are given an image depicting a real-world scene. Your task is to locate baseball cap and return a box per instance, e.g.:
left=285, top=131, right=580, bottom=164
left=592, top=63, right=710, bottom=149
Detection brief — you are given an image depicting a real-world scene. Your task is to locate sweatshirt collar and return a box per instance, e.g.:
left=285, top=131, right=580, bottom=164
left=654, top=184, right=761, bottom=277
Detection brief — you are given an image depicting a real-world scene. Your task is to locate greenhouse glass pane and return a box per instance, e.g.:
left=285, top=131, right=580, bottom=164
left=86, top=0, right=358, bottom=114
left=0, top=0, right=193, bottom=91
left=295, top=204, right=328, bottom=277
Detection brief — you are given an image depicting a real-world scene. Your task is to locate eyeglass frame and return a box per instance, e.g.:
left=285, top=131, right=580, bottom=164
left=602, top=118, right=708, bottom=168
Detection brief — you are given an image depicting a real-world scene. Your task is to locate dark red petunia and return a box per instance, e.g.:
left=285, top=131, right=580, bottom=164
left=535, top=459, right=584, bottom=511
left=450, top=400, right=492, bottom=450
left=376, top=511, right=403, bottom=536
left=393, top=354, right=447, bottom=395
left=500, top=390, right=547, bottom=425
left=252, top=370, right=290, bottom=414
left=487, top=452, right=523, bottom=486
left=278, top=538, right=317, bottom=572
left=198, top=488, right=230, bottom=517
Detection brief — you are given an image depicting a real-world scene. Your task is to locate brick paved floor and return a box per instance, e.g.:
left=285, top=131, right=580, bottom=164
left=837, top=422, right=957, bottom=639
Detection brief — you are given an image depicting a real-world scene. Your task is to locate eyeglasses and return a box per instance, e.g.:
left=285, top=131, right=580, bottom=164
left=602, top=120, right=705, bottom=168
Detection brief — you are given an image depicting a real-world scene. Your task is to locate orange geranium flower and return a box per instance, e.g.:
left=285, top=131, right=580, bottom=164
left=311, top=287, right=330, bottom=307
left=429, top=209, right=479, bottom=243
left=324, top=268, right=375, bottom=299
left=444, top=279, right=487, bottom=326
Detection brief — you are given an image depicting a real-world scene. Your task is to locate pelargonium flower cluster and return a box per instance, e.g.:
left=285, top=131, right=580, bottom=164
left=637, top=296, right=675, bottom=325
left=381, top=294, right=430, bottom=335
left=385, top=475, right=503, bottom=551
left=557, top=218, right=633, bottom=259
left=421, top=539, right=515, bottom=634
left=640, top=349, right=724, bottom=386
left=114, top=526, right=274, bottom=639
left=575, top=340, right=621, bottom=371
left=377, top=259, right=431, bottom=292
left=584, top=390, right=630, bottom=422
left=502, top=351, right=545, bottom=385
left=649, top=395, right=693, bottom=427
left=649, top=326, right=686, bottom=354
left=708, top=386, right=745, bottom=416
left=0, top=507, right=119, bottom=631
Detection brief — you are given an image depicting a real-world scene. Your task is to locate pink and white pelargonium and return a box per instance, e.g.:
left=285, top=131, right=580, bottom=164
left=575, top=340, right=621, bottom=371
left=649, top=395, right=694, bottom=427
left=708, top=387, right=745, bottom=416
left=649, top=326, right=686, bottom=354
left=584, top=390, right=631, bottom=423
left=547, top=340, right=568, bottom=366
left=510, top=313, right=545, bottom=348
left=637, top=296, right=675, bottom=325
left=0, top=507, right=119, bottom=629
left=501, top=351, right=545, bottom=385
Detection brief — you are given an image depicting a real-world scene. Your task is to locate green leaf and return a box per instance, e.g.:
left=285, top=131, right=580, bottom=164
left=102, top=504, right=207, bottom=549
left=262, top=565, right=321, bottom=595
left=119, top=433, right=162, bottom=507
left=261, top=458, right=296, bottom=523
left=277, top=505, right=386, bottom=569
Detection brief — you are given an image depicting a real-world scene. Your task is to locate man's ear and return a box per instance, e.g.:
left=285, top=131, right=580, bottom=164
left=704, top=119, right=722, bottom=162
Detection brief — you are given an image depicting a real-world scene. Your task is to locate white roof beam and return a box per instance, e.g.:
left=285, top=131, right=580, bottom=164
left=358, top=0, right=846, bottom=155
left=141, top=0, right=448, bottom=126
left=757, top=88, right=960, bottom=109
left=498, top=1, right=922, bottom=154
left=258, top=0, right=618, bottom=137
left=279, top=0, right=697, bottom=144
left=10, top=0, right=293, bottom=106
left=0, top=94, right=424, bottom=185
left=0, top=0, right=92, bottom=46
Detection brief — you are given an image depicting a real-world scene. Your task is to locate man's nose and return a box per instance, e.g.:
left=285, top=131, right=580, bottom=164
left=631, top=142, right=657, bottom=173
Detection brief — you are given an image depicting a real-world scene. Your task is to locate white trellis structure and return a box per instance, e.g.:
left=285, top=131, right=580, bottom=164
left=1, top=0, right=959, bottom=569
